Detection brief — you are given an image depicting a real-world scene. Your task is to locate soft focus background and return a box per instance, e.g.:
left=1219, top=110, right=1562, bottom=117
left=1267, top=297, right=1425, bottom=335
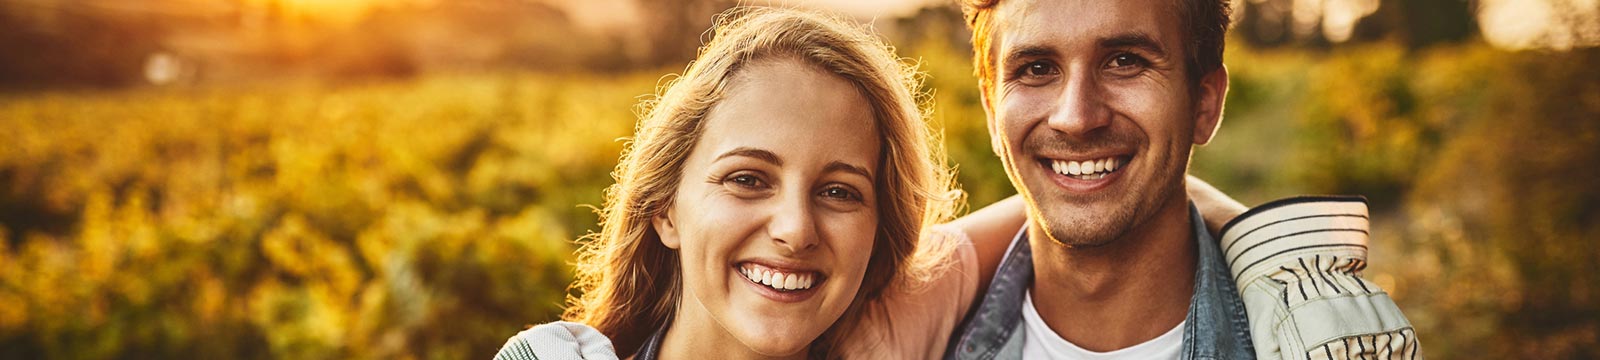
left=1, top=0, right=1597, bottom=358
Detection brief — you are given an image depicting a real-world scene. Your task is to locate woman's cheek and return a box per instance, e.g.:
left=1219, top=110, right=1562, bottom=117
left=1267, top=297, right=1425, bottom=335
left=828, top=211, right=878, bottom=271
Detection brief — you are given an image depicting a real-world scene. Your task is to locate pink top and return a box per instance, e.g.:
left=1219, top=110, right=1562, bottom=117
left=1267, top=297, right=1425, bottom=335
left=838, top=225, right=981, bottom=358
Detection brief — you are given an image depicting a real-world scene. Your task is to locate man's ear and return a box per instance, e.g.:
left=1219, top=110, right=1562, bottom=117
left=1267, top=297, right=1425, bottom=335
left=1192, top=65, right=1229, bottom=145
left=652, top=206, right=681, bottom=249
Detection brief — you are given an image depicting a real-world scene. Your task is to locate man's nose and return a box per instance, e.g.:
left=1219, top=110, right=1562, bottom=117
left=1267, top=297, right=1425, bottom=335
left=767, top=191, right=819, bottom=254
left=1046, top=70, right=1111, bottom=136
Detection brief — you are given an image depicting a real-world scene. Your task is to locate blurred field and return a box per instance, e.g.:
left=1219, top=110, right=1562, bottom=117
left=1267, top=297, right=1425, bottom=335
left=0, top=72, right=656, bottom=358
left=3, top=30, right=1599, bottom=360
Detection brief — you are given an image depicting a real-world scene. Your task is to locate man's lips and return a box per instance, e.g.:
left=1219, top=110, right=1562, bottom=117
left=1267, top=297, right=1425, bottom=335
left=1036, top=154, right=1133, bottom=191
left=1040, top=155, right=1129, bottom=179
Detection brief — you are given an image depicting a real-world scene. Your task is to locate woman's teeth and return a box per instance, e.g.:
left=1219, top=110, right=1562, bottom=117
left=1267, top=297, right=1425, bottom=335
left=1050, top=157, right=1122, bottom=180
left=739, top=263, right=816, bottom=291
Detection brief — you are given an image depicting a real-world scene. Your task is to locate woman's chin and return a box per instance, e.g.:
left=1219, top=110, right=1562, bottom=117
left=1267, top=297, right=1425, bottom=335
left=742, top=341, right=810, bottom=358
left=730, top=323, right=820, bottom=357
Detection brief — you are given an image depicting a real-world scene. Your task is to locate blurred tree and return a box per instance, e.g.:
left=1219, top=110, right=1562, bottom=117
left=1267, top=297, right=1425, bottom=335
left=1352, top=0, right=1478, bottom=48
left=1404, top=46, right=1600, bottom=358
left=0, top=0, right=172, bottom=88
left=632, top=0, right=737, bottom=67
left=1235, top=0, right=1479, bottom=48
left=1235, top=0, right=1303, bottom=47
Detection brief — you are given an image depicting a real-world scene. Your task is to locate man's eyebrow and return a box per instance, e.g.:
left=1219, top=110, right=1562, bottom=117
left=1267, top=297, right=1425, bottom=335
left=823, top=161, right=874, bottom=181
left=1100, top=32, right=1167, bottom=57
left=714, top=147, right=783, bottom=166
left=1001, top=45, right=1058, bottom=68
left=1001, top=32, right=1168, bottom=68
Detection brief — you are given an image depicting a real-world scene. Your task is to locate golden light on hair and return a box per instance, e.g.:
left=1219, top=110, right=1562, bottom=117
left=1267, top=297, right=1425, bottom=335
left=561, top=6, right=962, bottom=358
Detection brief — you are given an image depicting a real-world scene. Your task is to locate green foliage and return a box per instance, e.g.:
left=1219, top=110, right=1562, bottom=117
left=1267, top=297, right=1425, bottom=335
left=0, top=73, right=655, bottom=358
left=1199, top=42, right=1600, bottom=358
left=1, top=36, right=1596, bottom=359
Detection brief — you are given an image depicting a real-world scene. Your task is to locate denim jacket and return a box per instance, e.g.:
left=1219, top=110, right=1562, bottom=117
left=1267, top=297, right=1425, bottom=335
left=943, top=204, right=1256, bottom=360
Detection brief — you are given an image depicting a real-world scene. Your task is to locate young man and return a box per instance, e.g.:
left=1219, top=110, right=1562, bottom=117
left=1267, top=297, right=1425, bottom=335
left=945, top=0, right=1420, bottom=359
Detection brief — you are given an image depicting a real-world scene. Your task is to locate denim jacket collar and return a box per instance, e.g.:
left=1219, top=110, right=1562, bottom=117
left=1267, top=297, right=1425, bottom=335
left=944, top=203, right=1255, bottom=360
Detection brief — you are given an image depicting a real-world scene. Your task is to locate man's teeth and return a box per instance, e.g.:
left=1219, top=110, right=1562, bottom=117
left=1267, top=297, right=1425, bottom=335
left=739, top=264, right=816, bottom=291
left=1050, top=157, right=1122, bottom=179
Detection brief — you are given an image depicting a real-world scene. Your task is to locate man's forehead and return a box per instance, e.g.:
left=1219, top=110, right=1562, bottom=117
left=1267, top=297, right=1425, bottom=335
left=992, top=0, right=1180, bottom=54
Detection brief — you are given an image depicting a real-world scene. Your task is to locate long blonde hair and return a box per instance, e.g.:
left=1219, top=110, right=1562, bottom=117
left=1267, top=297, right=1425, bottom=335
left=562, top=7, right=961, bottom=358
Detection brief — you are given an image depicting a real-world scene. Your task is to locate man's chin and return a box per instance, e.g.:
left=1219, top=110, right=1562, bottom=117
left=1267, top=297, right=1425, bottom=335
left=1040, top=223, right=1125, bottom=248
left=1033, top=204, right=1138, bottom=248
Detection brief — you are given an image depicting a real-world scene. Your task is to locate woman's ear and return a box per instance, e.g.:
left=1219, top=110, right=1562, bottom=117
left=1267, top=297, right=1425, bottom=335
left=653, top=207, right=681, bottom=249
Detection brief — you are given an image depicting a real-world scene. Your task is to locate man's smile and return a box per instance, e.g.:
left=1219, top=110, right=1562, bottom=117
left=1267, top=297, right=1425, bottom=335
left=1043, top=155, right=1129, bottom=180
left=1035, top=154, right=1134, bottom=192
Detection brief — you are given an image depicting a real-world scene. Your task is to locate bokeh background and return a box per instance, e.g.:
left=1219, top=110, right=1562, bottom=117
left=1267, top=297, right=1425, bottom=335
left=1, top=0, right=1597, bottom=358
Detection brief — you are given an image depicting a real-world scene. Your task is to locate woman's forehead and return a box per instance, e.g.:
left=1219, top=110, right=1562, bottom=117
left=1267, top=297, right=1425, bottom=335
left=697, top=58, right=881, bottom=172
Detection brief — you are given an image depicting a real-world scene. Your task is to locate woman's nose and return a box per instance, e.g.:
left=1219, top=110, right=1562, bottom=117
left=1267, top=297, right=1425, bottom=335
left=767, top=190, right=820, bottom=254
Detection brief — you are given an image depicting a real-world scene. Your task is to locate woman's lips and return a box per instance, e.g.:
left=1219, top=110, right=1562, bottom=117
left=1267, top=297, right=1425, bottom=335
left=734, top=261, right=824, bottom=303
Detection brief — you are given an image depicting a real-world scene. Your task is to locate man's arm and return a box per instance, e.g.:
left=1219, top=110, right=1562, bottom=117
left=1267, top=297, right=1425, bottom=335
left=1187, top=175, right=1248, bottom=238
left=944, top=194, right=1025, bottom=298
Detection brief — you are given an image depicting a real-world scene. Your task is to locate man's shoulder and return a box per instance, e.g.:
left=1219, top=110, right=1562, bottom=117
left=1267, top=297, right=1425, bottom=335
left=944, top=226, right=1033, bottom=360
left=1218, top=196, right=1424, bottom=359
left=1218, top=196, right=1371, bottom=283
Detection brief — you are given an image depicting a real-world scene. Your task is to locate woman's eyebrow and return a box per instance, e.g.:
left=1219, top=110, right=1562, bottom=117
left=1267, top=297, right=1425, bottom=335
left=824, top=161, right=873, bottom=181
left=715, top=147, right=783, bottom=166
left=715, top=147, right=870, bottom=179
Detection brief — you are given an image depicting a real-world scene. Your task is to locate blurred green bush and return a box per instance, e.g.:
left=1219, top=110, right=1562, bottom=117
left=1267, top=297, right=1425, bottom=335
left=0, top=74, right=652, bottom=358
left=1, top=37, right=1595, bottom=359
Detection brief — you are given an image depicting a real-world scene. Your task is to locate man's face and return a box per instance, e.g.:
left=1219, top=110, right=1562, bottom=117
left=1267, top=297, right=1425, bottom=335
left=985, top=0, right=1224, bottom=247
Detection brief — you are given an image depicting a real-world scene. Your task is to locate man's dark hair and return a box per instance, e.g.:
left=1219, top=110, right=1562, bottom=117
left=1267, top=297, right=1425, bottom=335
left=959, top=0, right=1232, bottom=100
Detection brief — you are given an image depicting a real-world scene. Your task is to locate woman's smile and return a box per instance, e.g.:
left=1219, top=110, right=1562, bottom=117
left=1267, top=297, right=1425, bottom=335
left=735, top=261, right=828, bottom=303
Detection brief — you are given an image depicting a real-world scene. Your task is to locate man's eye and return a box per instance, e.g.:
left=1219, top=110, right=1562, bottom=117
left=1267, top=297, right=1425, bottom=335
left=1104, top=53, right=1148, bottom=76
left=1014, top=61, right=1061, bottom=86
left=1024, top=62, right=1059, bottom=77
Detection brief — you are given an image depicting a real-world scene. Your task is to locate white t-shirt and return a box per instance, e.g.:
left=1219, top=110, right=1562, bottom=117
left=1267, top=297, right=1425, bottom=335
left=1021, top=291, right=1185, bottom=360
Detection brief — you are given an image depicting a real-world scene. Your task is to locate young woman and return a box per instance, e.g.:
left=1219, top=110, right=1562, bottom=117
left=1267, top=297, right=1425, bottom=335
left=499, top=7, right=982, bottom=360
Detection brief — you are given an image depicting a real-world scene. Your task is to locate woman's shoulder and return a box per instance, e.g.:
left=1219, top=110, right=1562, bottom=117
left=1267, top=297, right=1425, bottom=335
left=837, top=224, right=981, bottom=358
left=910, top=224, right=980, bottom=306
left=495, top=321, right=620, bottom=360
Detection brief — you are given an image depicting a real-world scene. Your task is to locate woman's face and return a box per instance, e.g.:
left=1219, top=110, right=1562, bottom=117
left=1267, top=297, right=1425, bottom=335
left=653, top=57, right=881, bottom=357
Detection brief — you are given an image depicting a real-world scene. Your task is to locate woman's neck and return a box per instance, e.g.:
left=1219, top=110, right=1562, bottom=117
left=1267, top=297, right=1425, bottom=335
left=654, top=297, right=809, bottom=360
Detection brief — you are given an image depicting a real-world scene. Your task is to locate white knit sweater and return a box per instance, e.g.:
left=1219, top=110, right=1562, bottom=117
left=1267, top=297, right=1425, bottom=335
left=495, top=321, right=619, bottom=360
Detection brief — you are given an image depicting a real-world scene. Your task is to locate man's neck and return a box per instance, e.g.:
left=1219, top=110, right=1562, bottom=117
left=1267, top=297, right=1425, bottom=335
left=1027, top=195, right=1198, bottom=352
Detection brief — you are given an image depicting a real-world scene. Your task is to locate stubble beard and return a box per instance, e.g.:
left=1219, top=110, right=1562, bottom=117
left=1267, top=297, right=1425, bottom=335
left=1032, top=153, right=1187, bottom=249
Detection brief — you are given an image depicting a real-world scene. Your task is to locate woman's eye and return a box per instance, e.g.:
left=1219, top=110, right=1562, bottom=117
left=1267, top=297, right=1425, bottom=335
left=728, top=174, right=765, bottom=189
left=819, top=186, right=862, bottom=202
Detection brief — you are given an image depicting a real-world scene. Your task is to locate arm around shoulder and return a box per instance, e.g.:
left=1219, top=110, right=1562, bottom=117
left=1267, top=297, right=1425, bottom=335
left=942, top=194, right=1026, bottom=297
